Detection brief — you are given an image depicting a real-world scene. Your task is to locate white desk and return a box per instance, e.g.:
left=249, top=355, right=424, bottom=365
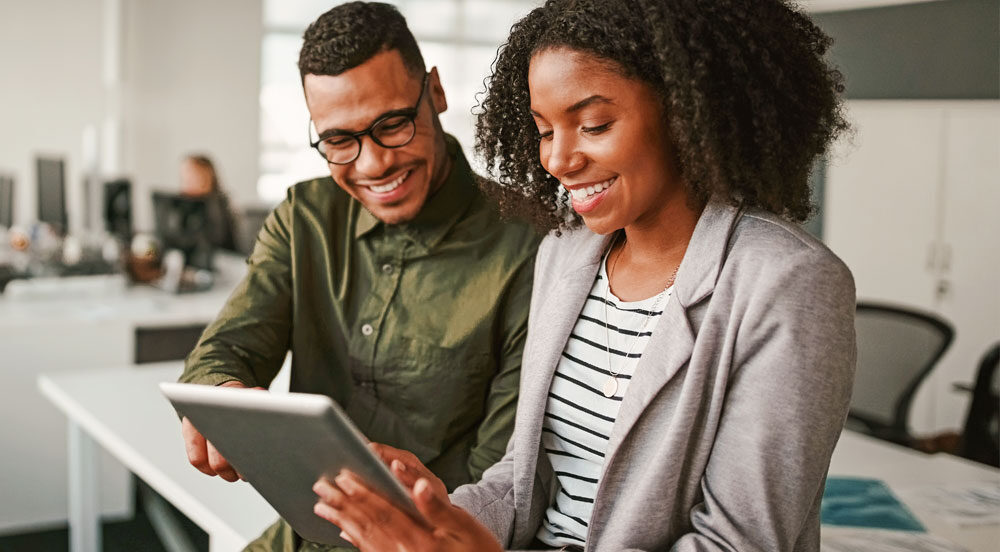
left=0, top=253, right=246, bottom=534
left=38, top=362, right=999, bottom=552
left=38, top=363, right=278, bottom=552
left=828, top=430, right=1000, bottom=551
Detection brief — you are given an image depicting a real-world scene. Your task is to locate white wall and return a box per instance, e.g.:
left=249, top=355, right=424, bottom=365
left=123, top=0, right=262, bottom=231
left=825, top=100, right=1000, bottom=434
left=0, top=0, right=105, bottom=232
left=0, top=0, right=262, bottom=235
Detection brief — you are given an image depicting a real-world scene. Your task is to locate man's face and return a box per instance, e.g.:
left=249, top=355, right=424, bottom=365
left=304, top=49, right=449, bottom=225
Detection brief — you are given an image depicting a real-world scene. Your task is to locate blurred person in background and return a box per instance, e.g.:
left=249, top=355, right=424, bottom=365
left=180, top=153, right=238, bottom=252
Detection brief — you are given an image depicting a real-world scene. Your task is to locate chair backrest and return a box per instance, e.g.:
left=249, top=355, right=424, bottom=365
left=236, top=206, right=272, bottom=256
left=961, top=342, right=1000, bottom=467
left=849, top=302, right=954, bottom=440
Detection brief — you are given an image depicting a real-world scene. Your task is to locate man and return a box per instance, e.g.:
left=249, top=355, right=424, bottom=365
left=178, top=3, right=539, bottom=550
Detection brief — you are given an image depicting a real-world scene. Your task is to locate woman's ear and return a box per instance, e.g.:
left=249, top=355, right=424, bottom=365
left=427, top=66, right=448, bottom=115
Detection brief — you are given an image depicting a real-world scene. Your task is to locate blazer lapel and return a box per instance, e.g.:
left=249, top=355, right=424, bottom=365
left=605, top=298, right=694, bottom=455
left=512, top=232, right=611, bottom=530
left=603, top=199, right=743, bottom=466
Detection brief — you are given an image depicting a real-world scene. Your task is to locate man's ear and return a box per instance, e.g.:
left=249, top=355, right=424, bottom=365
left=427, top=66, right=448, bottom=115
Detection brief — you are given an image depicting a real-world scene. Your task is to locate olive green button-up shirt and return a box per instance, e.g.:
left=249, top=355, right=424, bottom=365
left=181, top=137, right=538, bottom=492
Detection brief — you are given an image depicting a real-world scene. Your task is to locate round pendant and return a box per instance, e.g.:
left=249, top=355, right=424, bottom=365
left=602, top=377, right=618, bottom=398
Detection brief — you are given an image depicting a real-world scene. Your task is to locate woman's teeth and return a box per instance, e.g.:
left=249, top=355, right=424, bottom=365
left=370, top=171, right=409, bottom=193
left=569, top=178, right=615, bottom=200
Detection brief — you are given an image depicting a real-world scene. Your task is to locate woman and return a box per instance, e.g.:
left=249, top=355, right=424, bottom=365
left=312, top=0, right=855, bottom=550
left=179, top=154, right=238, bottom=252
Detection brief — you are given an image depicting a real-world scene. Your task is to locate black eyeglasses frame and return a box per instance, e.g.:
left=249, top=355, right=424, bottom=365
left=308, top=72, right=430, bottom=166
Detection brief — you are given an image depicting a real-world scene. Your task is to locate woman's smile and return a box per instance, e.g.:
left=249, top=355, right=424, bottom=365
left=564, top=176, right=617, bottom=213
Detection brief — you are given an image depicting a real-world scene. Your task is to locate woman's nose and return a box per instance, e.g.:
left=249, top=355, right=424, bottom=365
left=541, top=133, right=585, bottom=180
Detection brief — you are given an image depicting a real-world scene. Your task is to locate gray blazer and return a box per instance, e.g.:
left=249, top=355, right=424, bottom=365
left=451, top=200, right=856, bottom=551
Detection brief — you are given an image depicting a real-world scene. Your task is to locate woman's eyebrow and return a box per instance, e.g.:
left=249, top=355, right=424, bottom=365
left=566, top=95, right=614, bottom=113
left=529, top=95, right=615, bottom=119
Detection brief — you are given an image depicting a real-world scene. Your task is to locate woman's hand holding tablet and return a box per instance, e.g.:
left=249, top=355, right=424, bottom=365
left=312, top=442, right=502, bottom=552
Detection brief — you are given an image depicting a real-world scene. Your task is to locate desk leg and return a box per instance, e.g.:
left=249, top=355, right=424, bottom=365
left=68, top=421, right=101, bottom=552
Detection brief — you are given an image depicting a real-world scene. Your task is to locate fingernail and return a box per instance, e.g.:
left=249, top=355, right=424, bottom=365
left=414, top=478, right=429, bottom=497
left=335, top=473, right=357, bottom=495
left=392, top=459, right=406, bottom=472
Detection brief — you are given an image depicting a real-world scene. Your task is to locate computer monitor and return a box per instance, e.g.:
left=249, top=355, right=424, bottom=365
left=152, top=191, right=213, bottom=270
left=103, top=179, right=132, bottom=239
left=0, top=174, right=13, bottom=229
left=37, top=157, right=67, bottom=233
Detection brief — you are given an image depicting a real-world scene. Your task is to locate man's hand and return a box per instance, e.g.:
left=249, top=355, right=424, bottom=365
left=180, top=380, right=260, bottom=482
left=312, top=443, right=502, bottom=552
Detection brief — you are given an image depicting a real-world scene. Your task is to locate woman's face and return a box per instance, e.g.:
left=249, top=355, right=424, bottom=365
left=180, top=159, right=214, bottom=197
left=528, top=47, right=685, bottom=235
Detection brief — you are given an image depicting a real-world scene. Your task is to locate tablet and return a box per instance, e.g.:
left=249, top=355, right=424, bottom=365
left=160, top=382, right=427, bottom=545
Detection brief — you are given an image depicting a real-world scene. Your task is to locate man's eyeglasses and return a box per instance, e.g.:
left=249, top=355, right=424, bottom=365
left=309, top=72, right=429, bottom=165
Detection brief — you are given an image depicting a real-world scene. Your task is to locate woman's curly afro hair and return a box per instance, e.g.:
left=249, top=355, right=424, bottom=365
left=475, top=0, right=848, bottom=232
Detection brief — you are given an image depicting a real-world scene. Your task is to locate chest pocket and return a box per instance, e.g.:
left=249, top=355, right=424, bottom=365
left=370, top=337, right=494, bottom=460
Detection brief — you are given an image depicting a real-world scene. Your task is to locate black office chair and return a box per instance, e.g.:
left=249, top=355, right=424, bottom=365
left=236, top=206, right=272, bottom=256
left=846, top=301, right=954, bottom=446
left=957, top=342, right=1000, bottom=467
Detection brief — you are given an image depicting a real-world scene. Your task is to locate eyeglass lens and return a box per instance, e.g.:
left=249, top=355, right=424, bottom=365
left=318, top=115, right=416, bottom=164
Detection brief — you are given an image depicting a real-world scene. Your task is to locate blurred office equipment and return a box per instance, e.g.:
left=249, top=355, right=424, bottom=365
left=958, top=342, right=999, bottom=467
left=36, top=156, right=67, bottom=234
left=0, top=174, right=17, bottom=293
left=826, top=102, right=1000, bottom=434
left=103, top=178, right=132, bottom=240
left=236, top=205, right=271, bottom=256
left=152, top=191, right=213, bottom=272
left=847, top=302, right=954, bottom=446
left=0, top=251, right=249, bottom=536
left=0, top=173, right=13, bottom=229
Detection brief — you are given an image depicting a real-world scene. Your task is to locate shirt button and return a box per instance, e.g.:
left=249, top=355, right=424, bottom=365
left=361, top=323, right=374, bottom=336
left=381, top=263, right=394, bottom=274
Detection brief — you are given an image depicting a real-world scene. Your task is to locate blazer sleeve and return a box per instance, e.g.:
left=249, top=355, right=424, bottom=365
left=450, top=441, right=518, bottom=546
left=671, top=248, right=856, bottom=552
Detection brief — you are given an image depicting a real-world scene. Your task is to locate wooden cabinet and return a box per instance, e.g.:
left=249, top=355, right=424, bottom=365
left=825, top=100, right=1000, bottom=434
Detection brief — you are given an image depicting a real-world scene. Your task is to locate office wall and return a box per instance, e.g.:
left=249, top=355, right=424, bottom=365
left=815, top=0, right=1000, bottom=433
left=0, top=0, right=262, bottom=234
left=0, top=0, right=105, bottom=232
left=123, top=0, right=262, bottom=231
left=813, top=0, right=1000, bottom=99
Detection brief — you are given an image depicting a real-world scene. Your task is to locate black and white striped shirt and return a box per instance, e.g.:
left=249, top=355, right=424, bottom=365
left=536, top=258, right=670, bottom=548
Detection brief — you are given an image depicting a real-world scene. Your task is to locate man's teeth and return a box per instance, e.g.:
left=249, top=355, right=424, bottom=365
left=569, top=178, right=614, bottom=200
left=370, top=171, right=409, bottom=193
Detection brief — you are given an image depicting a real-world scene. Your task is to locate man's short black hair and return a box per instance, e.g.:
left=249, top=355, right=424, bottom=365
left=298, top=2, right=425, bottom=81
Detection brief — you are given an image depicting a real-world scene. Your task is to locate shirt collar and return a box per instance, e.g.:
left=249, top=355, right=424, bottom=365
left=354, top=135, right=477, bottom=251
